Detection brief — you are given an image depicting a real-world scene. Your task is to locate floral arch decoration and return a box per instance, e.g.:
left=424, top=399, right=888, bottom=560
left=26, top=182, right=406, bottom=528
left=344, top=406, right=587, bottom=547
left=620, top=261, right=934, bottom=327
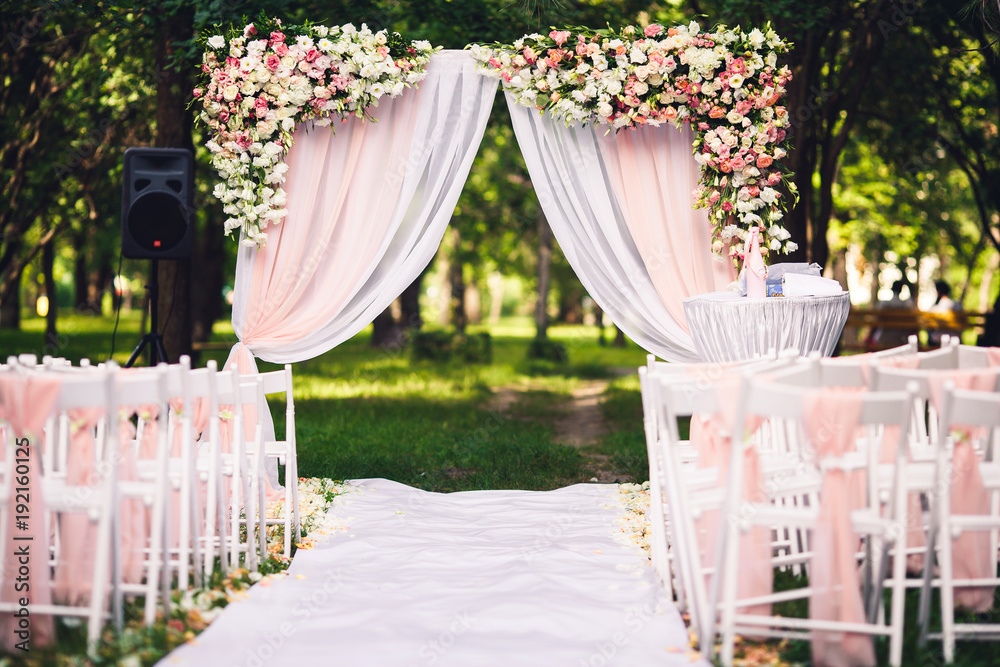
left=195, top=18, right=796, bottom=263
left=471, top=22, right=797, bottom=262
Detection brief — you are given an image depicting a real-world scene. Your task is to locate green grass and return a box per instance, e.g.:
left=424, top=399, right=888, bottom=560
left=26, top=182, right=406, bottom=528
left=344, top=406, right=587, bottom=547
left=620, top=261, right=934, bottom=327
left=5, top=313, right=649, bottom=494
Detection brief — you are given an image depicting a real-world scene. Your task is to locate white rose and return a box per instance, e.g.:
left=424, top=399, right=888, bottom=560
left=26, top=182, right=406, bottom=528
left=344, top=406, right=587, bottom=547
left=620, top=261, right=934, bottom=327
left=726, top=110, right=743, bottom=124
left=240, top=80, right=256, bottom=95
left=633, top=81, right=648, bottom=96
left=207, top=35, right=226, bottom=49
left=223, top=84, right=239, bottom=101
left=606, top=80, right=623, bottom=95
left=597, top=102, right=613, bottom=117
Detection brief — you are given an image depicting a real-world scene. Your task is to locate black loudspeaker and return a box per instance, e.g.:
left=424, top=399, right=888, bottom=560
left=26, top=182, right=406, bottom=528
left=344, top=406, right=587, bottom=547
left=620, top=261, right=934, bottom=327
left=121, top=147, right=195, bottom=259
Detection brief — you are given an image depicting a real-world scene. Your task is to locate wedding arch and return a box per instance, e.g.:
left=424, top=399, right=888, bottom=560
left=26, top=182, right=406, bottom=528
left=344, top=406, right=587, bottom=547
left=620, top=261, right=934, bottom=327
left=194, top=18, right=796, bottom=382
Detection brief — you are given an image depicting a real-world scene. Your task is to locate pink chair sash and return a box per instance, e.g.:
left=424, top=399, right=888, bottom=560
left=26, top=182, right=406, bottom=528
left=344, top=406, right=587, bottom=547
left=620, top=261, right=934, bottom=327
left=689, top=375, right=771, bottom=616
left=804, top=388, right=876, bottom=667
left=0, top=374, right=61, bottom=650
left=51, top=407, right=104, bottom=605
left=927, top=368, right=999, bottom=612
left=987, top=348, right=1000, bottom=368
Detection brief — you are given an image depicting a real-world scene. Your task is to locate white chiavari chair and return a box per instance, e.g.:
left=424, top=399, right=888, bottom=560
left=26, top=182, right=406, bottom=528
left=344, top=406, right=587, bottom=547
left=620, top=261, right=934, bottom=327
left=0, top=365, right=119, bottom=650
left=711, top=376, right=915, bottom=666
left=257, top=365, right=300, bottom=559
left=918, top=381, right=1000, bottom=661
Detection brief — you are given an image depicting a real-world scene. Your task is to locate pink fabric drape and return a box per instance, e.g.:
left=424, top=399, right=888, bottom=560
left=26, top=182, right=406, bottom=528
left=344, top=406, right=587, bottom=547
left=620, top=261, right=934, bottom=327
left=987, top=348, right=1000, bottom=367
left=927, top=368, right=999, bottom=611
left=597, top=124, right=735, bottom=332
left=804, top=388, right=876, bottom=667
left=52, top=408, right=104, bottom=605
left=688, top=375, right=771, bottom=616
left=0, top=374, right=61, bottom=650
left=238, top=111, right=415, bottom=353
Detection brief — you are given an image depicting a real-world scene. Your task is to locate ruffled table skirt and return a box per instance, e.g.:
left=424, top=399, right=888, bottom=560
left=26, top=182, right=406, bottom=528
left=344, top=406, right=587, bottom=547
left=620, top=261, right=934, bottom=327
left=683, top=291, right=851, bottom=363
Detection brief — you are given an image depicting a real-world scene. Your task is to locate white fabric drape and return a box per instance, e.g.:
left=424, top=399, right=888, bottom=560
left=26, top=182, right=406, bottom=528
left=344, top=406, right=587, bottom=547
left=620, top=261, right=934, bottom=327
left=506, top=94, right=734, bottom=362
left=224, top=51, right=496, bottom=485
left=230, top=51, right=497, bottom=363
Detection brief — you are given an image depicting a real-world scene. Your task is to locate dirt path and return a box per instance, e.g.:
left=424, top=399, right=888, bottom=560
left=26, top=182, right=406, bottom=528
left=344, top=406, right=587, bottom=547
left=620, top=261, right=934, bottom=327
left=488, top=377, right=632, bottom=484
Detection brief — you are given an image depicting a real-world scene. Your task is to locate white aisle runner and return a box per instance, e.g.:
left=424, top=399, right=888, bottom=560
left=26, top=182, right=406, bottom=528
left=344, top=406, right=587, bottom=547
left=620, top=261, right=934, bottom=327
left=161, top=479, right=706, bottom=666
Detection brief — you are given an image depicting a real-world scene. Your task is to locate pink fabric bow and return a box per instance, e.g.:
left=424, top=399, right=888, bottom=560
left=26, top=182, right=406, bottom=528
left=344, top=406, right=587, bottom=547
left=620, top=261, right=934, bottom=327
left=927, top=368, right=999, bottom=612
left=804, top=388, right=876, bottom=667
left=0, top=374, right=61, bottom=650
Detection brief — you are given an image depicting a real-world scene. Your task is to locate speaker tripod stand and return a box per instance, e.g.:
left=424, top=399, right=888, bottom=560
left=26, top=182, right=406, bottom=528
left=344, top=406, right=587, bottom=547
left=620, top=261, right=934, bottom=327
left=126, top=259, right=169, bottom=367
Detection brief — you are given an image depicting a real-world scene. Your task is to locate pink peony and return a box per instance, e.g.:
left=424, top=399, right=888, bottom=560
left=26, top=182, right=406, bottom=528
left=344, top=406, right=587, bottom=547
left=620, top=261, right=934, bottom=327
left=644, top=24, right=663, bottom=37
left=756, top=155, right=773, bottom=168
left=549, top=30, right=571, bottom=46
left=265, top=54, right=280, bottom=71
left=722, top=201, right=734, bottom=212
left=269, top=31, right=285, bottom=45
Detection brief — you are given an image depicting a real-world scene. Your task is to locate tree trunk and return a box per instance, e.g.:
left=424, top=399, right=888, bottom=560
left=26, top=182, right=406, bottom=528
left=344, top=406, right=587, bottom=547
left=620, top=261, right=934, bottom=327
left=370, top=307, right=400, bottom=348
left=594, top=302, right=605, bottom=346
left=0, top=267, right=22, bottom=330
left=535, top=212, right=552, bottom=340
left=400, top=270, right=425, bottom=331
left=449, top=228, right=466, bottom=334
left=42, top=236, right=57, bottom=349
left=73, top=229, right=88, bottom=311
left=613, top=326, right=626, bottom=348
left=191, top=210, right=225, bottom=345
left=153, top=3, right=195, bottom=364
left=487, top=272, right=504, bottom=324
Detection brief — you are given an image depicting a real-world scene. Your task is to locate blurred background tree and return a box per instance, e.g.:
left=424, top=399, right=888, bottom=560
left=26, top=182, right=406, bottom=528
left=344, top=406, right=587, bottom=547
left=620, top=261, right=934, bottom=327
left=2, top=0, right=998, bottom=355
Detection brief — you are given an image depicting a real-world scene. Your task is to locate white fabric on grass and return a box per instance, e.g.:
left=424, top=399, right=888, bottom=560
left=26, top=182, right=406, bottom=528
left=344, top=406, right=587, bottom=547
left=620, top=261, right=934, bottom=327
left=159, top=478, right=706, bottom=666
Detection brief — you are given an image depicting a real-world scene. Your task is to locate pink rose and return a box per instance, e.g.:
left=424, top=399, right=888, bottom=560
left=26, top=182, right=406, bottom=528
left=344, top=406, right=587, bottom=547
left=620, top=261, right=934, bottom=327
left=244, top=23, right=257, bottom=37
left=748, top=186, right=761, bottom=197
left=269, top=31, right=285, bottom=45
left=709, top=190, right=721, bottom=203
left=735, top=100, right=752, bottom=115
left=664, top=106, right=677, bottom=120
left=274, top=42, right=288, bottom=57
left=192, top=87, right=203, bottom=97
left=549, top=30, right=571, bottom=46
left=722, top=201, right=734, bottom=212
left=576, top=42, right=588, bottom=57
left=305, top=49, right=320, bottom=63
left=767, top=172, right=782, bottom=185
left=644, top=24, right=663, bottom=37
left=756, top=155, right=773, bottom=168
left=730, top=156, right=746, bottom=170
left=523, top=47, right=536, bottom=64
left=265, top=54, right=280, bottom=71
left=218, top=109, right=230, bottom=122
left=698, top=122, right=709, bottom=131
left=255, top=106, right=267, bottom=118
left=720, top=160, right=732, bottom=174
left=708, top=106, right=725, bottom=119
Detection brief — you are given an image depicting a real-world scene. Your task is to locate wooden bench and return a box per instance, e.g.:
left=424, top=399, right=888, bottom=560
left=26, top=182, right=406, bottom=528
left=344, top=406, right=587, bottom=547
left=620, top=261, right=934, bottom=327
left=842, top=308, right=987, bottom=352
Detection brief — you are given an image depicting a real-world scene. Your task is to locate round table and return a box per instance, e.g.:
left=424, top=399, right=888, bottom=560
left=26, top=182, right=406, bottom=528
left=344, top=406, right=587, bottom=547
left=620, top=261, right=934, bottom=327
left=682, top=291, right=851, bottom=363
